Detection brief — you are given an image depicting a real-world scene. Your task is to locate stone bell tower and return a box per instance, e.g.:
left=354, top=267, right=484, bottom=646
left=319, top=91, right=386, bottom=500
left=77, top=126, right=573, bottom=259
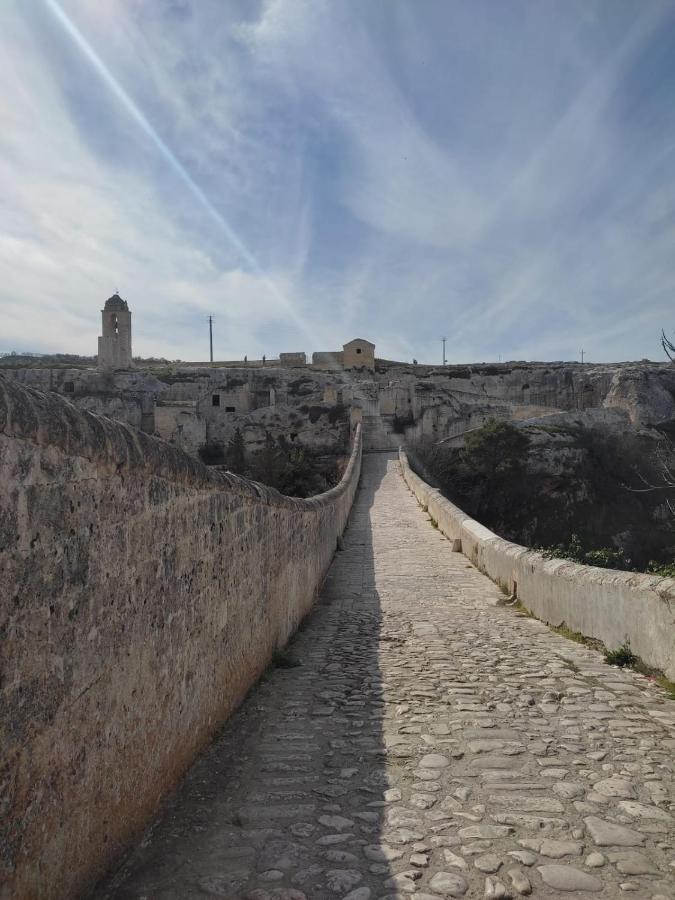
left=98, top=293, right=132, bottom=369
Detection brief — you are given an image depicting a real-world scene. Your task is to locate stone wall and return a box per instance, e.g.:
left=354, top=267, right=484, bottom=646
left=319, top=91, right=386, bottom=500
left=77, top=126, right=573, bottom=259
left=311, top=351, right=344, bottom=369
left=154, top=401, right=206, bottom=455
left=399, top=449, right=675, bottom=681
left=0, top=377, right=362, bottom=900
left=0, top=367, right=162, bottom=433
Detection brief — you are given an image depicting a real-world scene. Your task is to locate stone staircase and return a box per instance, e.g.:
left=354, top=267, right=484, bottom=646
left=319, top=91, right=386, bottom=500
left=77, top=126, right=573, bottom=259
left=362, top=413, right=402, bottom=451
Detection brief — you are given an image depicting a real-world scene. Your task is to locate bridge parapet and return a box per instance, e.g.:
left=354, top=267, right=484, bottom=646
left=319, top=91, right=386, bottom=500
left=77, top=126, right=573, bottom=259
left=0, top=375, right=361, bottom=900
left=399, top=448, right=675, bottom=681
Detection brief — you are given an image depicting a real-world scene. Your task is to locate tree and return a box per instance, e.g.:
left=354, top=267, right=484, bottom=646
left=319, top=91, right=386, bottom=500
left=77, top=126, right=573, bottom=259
left=225, top=428, right=246, bottom=473
left=461, top=418, right=530, bottom=479
left=251, top=431, right=286, bottom=487
left=281, top=447, right=324, bottom=497
left=628, top=436, right=675, bottom=517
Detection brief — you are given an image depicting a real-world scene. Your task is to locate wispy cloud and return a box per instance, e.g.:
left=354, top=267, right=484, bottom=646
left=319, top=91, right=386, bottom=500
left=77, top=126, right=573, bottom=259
left=1, top=0, right=674, bottom=363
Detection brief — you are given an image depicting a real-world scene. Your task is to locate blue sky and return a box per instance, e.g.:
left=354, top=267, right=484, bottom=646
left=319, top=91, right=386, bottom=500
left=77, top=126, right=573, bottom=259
left=2, top=0, right=674, bottom=363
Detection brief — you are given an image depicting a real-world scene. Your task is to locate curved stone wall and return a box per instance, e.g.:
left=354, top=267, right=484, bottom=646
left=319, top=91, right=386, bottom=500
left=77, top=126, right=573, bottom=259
left=0, top=376, right=362, bottom=900
left=399, top=449, right=675, bottom=681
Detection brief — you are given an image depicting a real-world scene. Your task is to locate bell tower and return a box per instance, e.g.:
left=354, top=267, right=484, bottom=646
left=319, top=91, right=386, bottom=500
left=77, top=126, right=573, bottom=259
left=98, top=293, right=132, bottom=369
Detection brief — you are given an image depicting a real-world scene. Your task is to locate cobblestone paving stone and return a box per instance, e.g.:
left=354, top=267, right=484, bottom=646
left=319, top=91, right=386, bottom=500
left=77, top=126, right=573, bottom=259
left=100, top=453, right=675, bottom=900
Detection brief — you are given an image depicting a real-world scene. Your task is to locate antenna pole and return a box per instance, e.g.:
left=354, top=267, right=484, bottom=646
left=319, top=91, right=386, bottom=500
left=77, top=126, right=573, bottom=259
left=208, top=315, right=214, bottom=365
left=580, top=348, right=585, bottom=364
left=442, top=337, right=447, bottom=366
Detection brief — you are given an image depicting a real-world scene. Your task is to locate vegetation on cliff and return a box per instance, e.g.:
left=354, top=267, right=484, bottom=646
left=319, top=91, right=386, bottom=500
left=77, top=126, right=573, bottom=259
left=410, top=418, right=675, bottom=572
left=199, top=428, right=341, bottom=498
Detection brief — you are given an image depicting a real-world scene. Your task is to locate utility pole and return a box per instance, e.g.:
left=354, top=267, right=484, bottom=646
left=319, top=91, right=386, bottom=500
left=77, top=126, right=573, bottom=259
left=580, top=348, right=585, bottom=364
left=442, top=337, right=447, bottom=366
left=208, top=315, right=214, bottom=365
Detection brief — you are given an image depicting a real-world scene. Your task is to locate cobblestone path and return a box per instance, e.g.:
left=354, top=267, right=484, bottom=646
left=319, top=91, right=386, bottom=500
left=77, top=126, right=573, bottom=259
left=101, top=453, right=675, bottom=900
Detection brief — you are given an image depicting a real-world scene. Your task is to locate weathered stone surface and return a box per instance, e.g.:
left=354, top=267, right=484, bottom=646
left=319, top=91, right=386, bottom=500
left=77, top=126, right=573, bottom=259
left=506, top=866, right=532, bottom=895
left=443, top=849, right=468, bottom=869
left=607, top=851, right=659, bottom=875
left=474, top=853, right=501, bottom=873
left=459, top=825, right=513, bottom=840
left=429, top=871, right=469, bottom=896
left=592, top=778, right=637, bottom=800
left=363, top=846, right=403, bottom=863
left=519, top=839, right=583, bottom=858
left=489, top=795, right=564, bottom=813
left=537, top=864, right=603, bottom=891
left=508, top=850, right=537, bottom=867
left=553, top=782, right=585, bottom=799
left=616, top=802, right=673, bottom=822
left=584, top=817, right=646, bottom=847
left=484, top=875, right=508, bottom=898
left=325, top=869, right=362, bottom=893
left=419, top=754, right=450, bottom=769
left=342, top=890, right=371, bottom=900
left=318, top=816, right=354, bottom=832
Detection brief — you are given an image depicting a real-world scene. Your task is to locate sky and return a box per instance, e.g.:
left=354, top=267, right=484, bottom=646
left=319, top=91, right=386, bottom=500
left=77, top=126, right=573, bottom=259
left=1, top=0, right=675, bottom=364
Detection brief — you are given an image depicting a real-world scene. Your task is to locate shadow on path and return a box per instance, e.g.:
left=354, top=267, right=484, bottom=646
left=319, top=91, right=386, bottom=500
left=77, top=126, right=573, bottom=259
left=99, top=453, right=394, bottom=900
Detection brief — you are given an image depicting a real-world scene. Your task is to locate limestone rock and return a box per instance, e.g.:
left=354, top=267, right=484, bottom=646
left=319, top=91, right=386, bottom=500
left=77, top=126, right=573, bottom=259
left=584, top=816, right=645, bottom=847
left=324, top=869, right=362, bottom=893
left=318, top=815, right=354, bottom=832
left=419, top=753, right=450, bottom=768
left=484, top=875, right=508, bottom=898
left=342, top=890, right=371, bottom=900
left=363, top=845, right=403, bottom=862
left=616, top=801, right=673, bottom=822
left=508, top=850, right=537, bottom=867
left=429, top=871, right=469, bottom=897
left=474, top=853, right=502, bottom=873
left=459, top=825, right=513, bottom=840
left=607, top=851, right=659, bottom=875
left=507, top=866, right=532, bottom=895
left=592, top=777, right=637, bottom=799
left=537, top=864, right=603, bottom=891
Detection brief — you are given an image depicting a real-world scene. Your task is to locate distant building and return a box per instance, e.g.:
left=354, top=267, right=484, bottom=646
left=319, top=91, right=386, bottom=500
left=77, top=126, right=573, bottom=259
left=98, top=293, right=132, bottom=370
left=312, top=338, right=376, bottom=371
left=279, top=352, right=307, bottom=367
left=343, top=338, right=375, bottom=370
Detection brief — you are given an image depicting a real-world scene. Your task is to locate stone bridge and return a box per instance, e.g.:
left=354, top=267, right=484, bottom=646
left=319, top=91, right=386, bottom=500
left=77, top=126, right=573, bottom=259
left=1, top=378, right=674, bottom=900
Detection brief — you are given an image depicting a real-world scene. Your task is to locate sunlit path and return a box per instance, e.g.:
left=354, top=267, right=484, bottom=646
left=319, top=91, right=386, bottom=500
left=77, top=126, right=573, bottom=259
left=100, top=454, right=675, bottom=899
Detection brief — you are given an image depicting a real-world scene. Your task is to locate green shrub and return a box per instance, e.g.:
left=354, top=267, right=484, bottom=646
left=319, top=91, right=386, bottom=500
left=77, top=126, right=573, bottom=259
left=647, top=560, right=675, bottom=578
left=540, top=534, right=629, bottom=570
left=605, top=643, right=637, bottom=667
left=541, top=533, right=586, bottom=563
left=461, top=418, right=530, bottom=478
left=584, top=548, right=629, bottom=569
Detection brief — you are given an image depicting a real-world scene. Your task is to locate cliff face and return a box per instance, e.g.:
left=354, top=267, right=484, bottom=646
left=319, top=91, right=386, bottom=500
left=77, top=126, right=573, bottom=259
left=410, top=407, right=675, bottom=569
left=1, top=360, right=673, bottom=460
left=604, top=365, right=675, bottom=425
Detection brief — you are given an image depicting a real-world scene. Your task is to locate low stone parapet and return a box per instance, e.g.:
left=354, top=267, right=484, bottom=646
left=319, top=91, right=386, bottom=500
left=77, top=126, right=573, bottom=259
left=0, top=376, right=361, bottom=900
left=399, top=448, right=675, bottom=681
